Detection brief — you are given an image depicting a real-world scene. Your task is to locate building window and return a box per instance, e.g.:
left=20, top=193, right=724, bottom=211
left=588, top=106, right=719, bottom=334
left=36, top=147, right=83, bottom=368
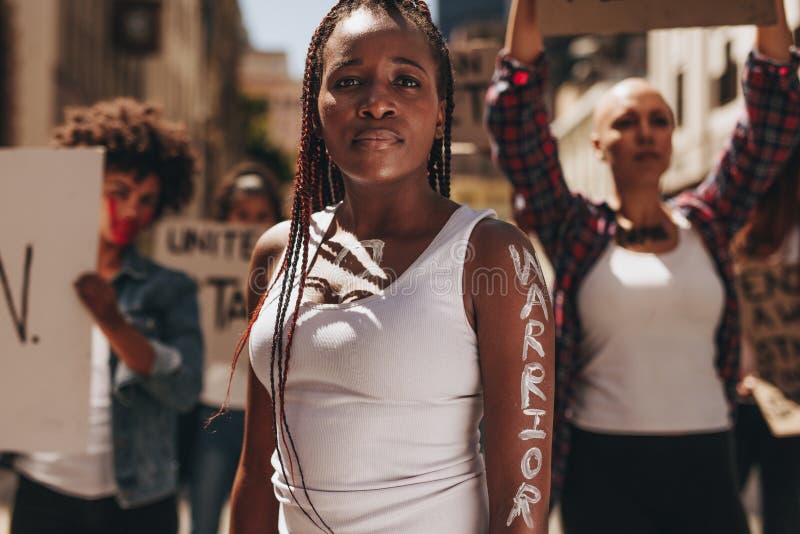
left=715, top=41, right=738, bottom=107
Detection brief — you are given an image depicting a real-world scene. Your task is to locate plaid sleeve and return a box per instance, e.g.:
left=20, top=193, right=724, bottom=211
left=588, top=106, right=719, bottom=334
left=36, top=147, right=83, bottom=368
left=691, top=47, right=800, bottom=241
left=485, top=52, right=580, bottom=257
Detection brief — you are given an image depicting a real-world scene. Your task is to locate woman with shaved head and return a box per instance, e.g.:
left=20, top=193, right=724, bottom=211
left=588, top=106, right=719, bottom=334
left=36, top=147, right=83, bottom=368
left=486, top=0, right=798, bottom=532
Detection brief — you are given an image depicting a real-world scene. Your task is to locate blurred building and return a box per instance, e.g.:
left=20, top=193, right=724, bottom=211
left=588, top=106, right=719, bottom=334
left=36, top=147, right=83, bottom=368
left=438, top=0, right=509, bottom=40
left=3, top=0, right=247, bottom=216
left=239, top=49, right=302, bottom=159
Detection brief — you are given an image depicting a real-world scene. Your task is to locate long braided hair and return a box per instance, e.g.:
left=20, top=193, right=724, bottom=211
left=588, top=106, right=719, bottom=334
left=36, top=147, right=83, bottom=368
left=226, top=1, right=454, bottom=531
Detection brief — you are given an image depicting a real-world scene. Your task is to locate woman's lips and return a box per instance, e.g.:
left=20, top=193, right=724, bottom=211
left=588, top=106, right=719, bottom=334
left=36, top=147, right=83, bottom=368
left=633, top=150, right=661, bottom=161
left=352, top=129, right=403, bottom=149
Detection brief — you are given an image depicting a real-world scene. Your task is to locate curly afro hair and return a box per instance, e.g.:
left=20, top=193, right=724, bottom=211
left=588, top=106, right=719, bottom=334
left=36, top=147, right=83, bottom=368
left=51, top=97, right=197, bottom=220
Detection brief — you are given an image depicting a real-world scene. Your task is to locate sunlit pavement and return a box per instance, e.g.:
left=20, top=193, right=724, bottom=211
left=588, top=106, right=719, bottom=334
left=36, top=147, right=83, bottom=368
left=0, top=469, right=761, bottom=534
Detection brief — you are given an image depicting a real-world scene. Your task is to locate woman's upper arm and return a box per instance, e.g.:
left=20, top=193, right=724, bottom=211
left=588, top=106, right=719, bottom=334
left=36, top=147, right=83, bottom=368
left=466, top=220, right=555, bottom=533
left=229, top=222, right=289, bottom=534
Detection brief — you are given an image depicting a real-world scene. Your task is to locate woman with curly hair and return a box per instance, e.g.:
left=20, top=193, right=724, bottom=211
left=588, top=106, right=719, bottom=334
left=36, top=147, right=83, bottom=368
left=229, top=1, right=555, bottom=533
left=10, top=97, right=204, bottom=534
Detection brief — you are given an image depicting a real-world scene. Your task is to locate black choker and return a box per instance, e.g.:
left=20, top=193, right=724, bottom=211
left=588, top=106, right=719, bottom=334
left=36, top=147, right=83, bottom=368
left=616, top=225, right=669, bottom=245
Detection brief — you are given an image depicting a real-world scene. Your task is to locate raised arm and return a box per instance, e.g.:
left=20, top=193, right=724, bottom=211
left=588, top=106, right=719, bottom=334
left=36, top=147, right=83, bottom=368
left=467, top=219, right=555, bottom=533
left=688, top=0, right=799, bottom=240
left=229, top=223, right=289, bottom=534
left=486, top=0, right=583, bottom=258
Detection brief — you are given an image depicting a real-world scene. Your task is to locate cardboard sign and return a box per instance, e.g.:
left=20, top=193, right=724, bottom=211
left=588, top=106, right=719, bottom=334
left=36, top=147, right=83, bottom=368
left=749, top=377, right=800, bottom=437
left=152, top=220, right=267, bottom=408
left=737, top=261, right=800, bottom=401
left=0, top=148, right=103, bottom=453
left=538, top=0, right=776, bottom=36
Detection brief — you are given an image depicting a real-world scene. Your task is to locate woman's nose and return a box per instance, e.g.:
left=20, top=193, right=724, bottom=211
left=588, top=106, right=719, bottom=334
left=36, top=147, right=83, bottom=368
left=358, top=84, right=397, bottom=120
left=637, top=121, right=654, bottom=143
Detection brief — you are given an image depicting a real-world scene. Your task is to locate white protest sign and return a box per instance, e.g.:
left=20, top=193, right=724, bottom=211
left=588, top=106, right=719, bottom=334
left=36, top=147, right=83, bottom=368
left=152, top=220, right=267, bottom=409
left=538, top=0, right=776, bottom=36
left=0, top=148, right=103, bottom=453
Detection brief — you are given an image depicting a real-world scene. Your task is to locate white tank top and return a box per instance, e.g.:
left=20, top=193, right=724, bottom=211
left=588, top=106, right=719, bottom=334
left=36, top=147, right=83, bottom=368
left=572, top=211, right=731, bottom=434
left=250, top=204, right=494, bottom=534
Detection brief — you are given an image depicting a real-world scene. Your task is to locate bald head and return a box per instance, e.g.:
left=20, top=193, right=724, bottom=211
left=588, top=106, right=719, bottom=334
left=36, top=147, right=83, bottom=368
left=592, top=77, right=674, bottom=131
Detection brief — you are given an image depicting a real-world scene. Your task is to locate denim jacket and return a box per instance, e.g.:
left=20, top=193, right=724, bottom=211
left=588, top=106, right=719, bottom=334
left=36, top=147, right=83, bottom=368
left=111, top=246, right=203, bottom=508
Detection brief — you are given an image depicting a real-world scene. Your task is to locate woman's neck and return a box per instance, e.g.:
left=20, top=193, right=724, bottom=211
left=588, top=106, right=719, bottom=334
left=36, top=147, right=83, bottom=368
left=615, top=188, right=669, bottom=228
left=338, top=176, right=452, bottom=238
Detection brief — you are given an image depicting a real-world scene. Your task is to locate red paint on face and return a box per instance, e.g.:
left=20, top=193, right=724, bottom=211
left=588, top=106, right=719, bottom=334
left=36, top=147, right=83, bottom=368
left=107, top=196, right=151, bottom=246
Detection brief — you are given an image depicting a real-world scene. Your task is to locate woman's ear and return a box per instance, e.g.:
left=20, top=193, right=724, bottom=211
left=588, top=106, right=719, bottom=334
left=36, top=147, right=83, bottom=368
left=435, top=100, right=446, bottom=140
left=591, top=131, right=606, bottom=162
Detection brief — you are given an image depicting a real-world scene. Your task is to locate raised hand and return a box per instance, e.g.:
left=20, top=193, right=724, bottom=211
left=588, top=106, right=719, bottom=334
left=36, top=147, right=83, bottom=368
left=506, top=0, right=543, bottom=64
left=74, top=272, right=124, bottom=328
left=756, top=0, right=793, bottom=62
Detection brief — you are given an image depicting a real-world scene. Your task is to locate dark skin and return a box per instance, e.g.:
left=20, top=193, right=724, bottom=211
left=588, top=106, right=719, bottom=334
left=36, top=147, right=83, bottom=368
left=74, top=170, right=161, bottom=376
left=230, top=7, right=554, bottom=534
left=508, top=0, right=793, bottom=254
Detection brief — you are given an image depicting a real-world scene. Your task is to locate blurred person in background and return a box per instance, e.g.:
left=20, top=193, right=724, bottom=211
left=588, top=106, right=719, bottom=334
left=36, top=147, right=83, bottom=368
left=10, top=98, right=203, bottom=534
left=733, top=150, right=800, bottom=534
left=188, top=161, right=284, bottom=534
left=486, top=0, right=798, bottom=532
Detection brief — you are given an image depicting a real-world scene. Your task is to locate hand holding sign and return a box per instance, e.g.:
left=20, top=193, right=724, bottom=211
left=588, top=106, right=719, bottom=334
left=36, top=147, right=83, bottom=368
left=74, top=273, right=124, bottom=328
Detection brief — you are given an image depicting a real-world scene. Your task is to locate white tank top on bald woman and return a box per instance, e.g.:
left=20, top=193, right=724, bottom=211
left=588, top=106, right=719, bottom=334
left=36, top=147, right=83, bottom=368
left=573, top=209, right=730, bottom=435
left=249, top=204, right=494, bottom=534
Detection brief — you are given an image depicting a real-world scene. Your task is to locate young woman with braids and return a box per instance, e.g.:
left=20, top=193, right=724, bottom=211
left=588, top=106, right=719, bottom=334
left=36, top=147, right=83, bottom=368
left=228, top=1, right=554, bottom=533
left=732, top=149, right=800, bottom=534
left=486, top=1, right=798, bottom=532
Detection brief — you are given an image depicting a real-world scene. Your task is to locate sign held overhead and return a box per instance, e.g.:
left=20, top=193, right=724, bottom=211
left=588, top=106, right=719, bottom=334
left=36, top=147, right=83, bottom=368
left=538, top=0, right=777, bottom=36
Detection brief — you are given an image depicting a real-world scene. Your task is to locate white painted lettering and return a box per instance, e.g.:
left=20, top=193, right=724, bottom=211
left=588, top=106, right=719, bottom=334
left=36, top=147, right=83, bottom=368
left=509, top=244, right=546, bottom=288
left=521, top=283, right=550, bottom=321
left=505, top=482, right=541, bottom=528
left=521, top=446, right=543, bottom=479
left=522, top=319, right=546, bottom=360
left=521, top=362, right=547, bottom=407
left=519, top=408, right=547, bottom=440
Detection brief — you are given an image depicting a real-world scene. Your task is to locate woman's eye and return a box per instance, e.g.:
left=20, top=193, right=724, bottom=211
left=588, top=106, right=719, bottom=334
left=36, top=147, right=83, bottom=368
left=395, top=76, right=421, bottom=88
left=107, top=189, right=128, bottom=200
left=335, top=78, right=361, bottom=88
left=612, top=118, right=634, bottom=129
left=651, top=116, right=671, bottom=127
left=140, top=194, right=159, bottom=208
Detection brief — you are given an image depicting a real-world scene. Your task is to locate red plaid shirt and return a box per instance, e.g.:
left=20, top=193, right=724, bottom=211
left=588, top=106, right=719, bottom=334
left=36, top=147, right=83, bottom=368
left=486, top=49, right=800, bottom=502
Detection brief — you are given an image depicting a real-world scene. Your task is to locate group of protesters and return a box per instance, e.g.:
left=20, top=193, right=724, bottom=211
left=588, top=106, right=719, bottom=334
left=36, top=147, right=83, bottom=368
left=2, top=0, right=800, bottom=533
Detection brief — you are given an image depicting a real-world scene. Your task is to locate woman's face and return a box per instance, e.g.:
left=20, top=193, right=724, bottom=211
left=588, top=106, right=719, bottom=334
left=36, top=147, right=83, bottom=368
left=592, top=79, right=674, bottom=191
left=228, top=192, right=277, bottom=225
left=317, top=7, right=445, bottom=185
left=99, top=169, right=161, bottom=246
